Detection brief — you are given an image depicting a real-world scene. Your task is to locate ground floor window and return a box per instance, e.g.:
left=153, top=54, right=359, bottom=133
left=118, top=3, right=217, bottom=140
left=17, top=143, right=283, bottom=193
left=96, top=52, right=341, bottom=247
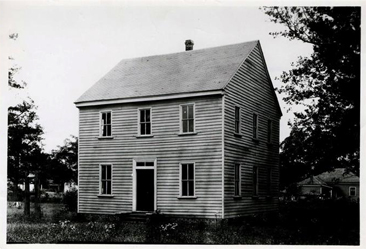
left=181, top=163, right=195, bottom=196
left=253, top=166, right=258, bottom=196
left=234, top=164, right=241, bottom=196
left=100, top=164, right=112, bottom=195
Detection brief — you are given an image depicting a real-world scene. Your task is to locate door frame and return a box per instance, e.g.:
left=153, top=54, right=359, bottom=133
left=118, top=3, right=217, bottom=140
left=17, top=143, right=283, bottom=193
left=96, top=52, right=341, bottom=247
left=132, top=157, right=157, bottom=212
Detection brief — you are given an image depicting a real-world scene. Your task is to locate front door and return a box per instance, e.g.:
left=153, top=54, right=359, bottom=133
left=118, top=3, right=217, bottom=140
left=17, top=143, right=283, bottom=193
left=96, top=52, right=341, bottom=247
left=136, top=169, right=154, bottom=211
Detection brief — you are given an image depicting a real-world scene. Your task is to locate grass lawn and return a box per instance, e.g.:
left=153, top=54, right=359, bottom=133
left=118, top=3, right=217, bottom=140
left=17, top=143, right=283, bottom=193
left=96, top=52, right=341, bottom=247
left=7, top=199, right=359, bottom=244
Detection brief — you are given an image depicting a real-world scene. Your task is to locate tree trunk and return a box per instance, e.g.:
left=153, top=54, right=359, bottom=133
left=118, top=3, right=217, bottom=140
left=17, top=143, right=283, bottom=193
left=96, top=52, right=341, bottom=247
left=34, top=172, right=41, bottom=218
left=24, top=172, right=30, bottom=216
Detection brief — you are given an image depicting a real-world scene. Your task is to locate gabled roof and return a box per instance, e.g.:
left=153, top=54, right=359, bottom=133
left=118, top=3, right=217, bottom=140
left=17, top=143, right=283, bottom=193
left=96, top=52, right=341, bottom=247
left=75, top=40, right=259, bottom=104
left=298, top=168, right=359, bottom=186
left=298, top=176, right=328, bottom=186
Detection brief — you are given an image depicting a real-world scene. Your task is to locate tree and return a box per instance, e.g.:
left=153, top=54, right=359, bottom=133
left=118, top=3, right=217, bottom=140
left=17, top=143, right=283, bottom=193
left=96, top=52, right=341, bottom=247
left=8, top=99, right=44, bottom=215
left=47, top=136, right=78, bottom=186
left=8, top=33, right=45, bottom=216
left=262, top=7, right=360, bottom=184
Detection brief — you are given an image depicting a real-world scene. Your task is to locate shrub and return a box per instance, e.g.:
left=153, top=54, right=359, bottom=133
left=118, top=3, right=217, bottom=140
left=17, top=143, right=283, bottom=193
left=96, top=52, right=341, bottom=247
left=63, top=188, right=77, bottom=212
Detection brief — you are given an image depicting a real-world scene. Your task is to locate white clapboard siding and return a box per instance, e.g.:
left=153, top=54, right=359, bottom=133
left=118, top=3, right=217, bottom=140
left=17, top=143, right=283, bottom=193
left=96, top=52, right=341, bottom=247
left=223, top=43, right=281, bottom=218
left=78, top=95, right=223, bottom=218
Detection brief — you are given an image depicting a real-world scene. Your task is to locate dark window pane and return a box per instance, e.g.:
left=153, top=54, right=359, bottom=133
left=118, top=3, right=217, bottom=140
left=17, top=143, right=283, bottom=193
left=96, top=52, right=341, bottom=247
left=188, top=164, right=194, bottom=180
left=106, top=125, right=111, bottom=136
left=188, top=105, right=193, bottom=119
left=182, top=164, right=187, bottom=180
left=107, top=181, right=111, bottom=194
left=102, top=166, right=106, bottom=180
left=107, top=112, right=111, bottom=124
left=189, top=120, right=194, bottom=132
left=140, top=110, right=145, bottom=122
left=136, top=162, right=144, bottom=167
left=182, top=106, right=187, bottom=119
left=102, top=181, right=106, bottom=194
left=107, top=166, right=111, bottom=180
left=146, top=162, right=154, bottom=166
left=182, top=182, right=188, bottom=196
left=183, top=120, right=187, bottom=133
left=141, top=123, right=146, bottom=135
left=102, top=113, right=106, bottom=124
left=188, top=181, right=194, bottom=196
left=146, top=109, right=150, bottom=122
left=146, top=123, right=151, bottom=135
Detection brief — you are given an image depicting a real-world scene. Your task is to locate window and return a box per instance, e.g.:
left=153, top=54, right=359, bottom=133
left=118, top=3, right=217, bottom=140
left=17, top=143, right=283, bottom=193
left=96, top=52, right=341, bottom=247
left=181, top=104, right=195, bottom=133
left=100, top=164, right=112, bottom=195
left=349, top=187, right=356, bottom=196
left=181, top=163, right=195, bottom=196
left=253, top=166, right=258, bottom=196
left=267, top=168, right=272, bottom=195
left=267, top=119, right=272, bottom=143
left=234, top=106, right=241, bottom=134
left=101, top=112, right=112, bottom=137
left=136, top=161, right=154, bottom=167
left=253, top=113, right=258, bottom=139
left=234, top=164, right=241, bottom=196
left=139, top=109, right=151, bottom=135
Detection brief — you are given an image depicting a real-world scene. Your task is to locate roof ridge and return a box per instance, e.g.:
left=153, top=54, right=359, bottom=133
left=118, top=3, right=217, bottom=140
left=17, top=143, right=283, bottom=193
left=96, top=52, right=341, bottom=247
left=111, top=40, right=260, bottom=63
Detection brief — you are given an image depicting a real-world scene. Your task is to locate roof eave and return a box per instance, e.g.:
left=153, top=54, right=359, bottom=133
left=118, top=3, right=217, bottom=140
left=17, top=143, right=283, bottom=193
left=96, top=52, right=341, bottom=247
left=75, top=90, right=225, bottom=108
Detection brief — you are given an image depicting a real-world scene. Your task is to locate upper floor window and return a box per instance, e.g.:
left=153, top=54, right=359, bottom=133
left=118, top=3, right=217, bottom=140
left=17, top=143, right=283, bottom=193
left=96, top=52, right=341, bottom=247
left=101, top=111, right=112, bottom=137
left=181, top=104, right=195, bottom=133
left=234, top=164, right=241, bottom=196
left=253, top=166, right=258, bottom=196
left=100, top=164, right=112, bottom=195
left=267, top=119, right=272, bottom=143
left=253, top=113, right=258, bottom=139
left=234, top=106, right=241, bottom=134
left=181, top=163, right=195, bottom=197
left=139, top=108, right=152, bottom=135
left=349, top=186, right=356, bottom=196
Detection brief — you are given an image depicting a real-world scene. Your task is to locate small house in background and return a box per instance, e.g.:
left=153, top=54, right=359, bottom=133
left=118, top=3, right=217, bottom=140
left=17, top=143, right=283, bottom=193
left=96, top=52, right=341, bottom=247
left=297, top=168, right=359, bottom=201
left=75, top=40, right=282, bottom=219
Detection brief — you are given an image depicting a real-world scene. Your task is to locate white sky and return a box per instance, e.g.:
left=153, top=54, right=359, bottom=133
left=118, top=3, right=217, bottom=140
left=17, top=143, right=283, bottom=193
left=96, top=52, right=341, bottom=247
left=1, top=1, right=314, bottom=153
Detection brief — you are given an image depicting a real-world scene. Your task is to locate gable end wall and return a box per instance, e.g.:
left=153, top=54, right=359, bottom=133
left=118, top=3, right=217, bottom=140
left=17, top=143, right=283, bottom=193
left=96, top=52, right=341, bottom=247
left=223, top=44, right=281, bottom=218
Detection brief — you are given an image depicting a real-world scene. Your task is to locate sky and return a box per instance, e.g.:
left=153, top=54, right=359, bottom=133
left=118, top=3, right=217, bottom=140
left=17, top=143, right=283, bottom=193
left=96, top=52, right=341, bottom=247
left=2, top=1, right=314, bottom=153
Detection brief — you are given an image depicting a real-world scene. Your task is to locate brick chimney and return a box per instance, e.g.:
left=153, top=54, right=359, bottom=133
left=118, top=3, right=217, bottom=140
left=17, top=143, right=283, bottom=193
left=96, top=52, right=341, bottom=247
left=185, top=40, right=194, bottom=51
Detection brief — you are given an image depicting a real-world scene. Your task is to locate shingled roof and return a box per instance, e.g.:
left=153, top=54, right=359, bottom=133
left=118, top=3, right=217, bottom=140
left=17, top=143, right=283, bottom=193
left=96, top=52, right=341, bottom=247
left=298, top=168, right=359, bottom=186
left=75, top=40, right=259, bottom=104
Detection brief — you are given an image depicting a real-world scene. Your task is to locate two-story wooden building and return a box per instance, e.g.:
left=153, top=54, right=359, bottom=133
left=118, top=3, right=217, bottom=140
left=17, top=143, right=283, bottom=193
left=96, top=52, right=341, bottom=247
left=75, top=40, right=282, bottom=219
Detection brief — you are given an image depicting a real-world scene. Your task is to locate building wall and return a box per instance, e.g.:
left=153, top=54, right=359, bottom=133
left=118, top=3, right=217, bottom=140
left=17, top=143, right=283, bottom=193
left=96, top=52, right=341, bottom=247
left=223, top=43, right=281, bottom=218
left=78, top=95, right=223, bottom=218
left=333, top=183, right=360, bottom=200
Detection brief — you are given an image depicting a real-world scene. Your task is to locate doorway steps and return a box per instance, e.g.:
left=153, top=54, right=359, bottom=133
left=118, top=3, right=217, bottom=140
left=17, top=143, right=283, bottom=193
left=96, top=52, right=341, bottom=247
left=117, top=211, right=153, bottom=222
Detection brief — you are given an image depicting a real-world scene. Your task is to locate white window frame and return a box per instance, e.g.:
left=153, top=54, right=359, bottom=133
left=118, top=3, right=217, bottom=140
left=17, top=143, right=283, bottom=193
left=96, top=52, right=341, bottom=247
left=99, top=110, right=112, bottom=137
left=349, top=186, right=356, bottom=196
left=234, top=164, right=241, bottom=196
left=99, top=164, right=113, bottom=196
left=234, top=106, right=241, bottom=134
left=137, top=107, right=152, bottom=136
left=179, top=103, right=196, bottom=134
left=253, top=113, right=259, bottom=139
left=179, top=162, right=196, bottom=198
